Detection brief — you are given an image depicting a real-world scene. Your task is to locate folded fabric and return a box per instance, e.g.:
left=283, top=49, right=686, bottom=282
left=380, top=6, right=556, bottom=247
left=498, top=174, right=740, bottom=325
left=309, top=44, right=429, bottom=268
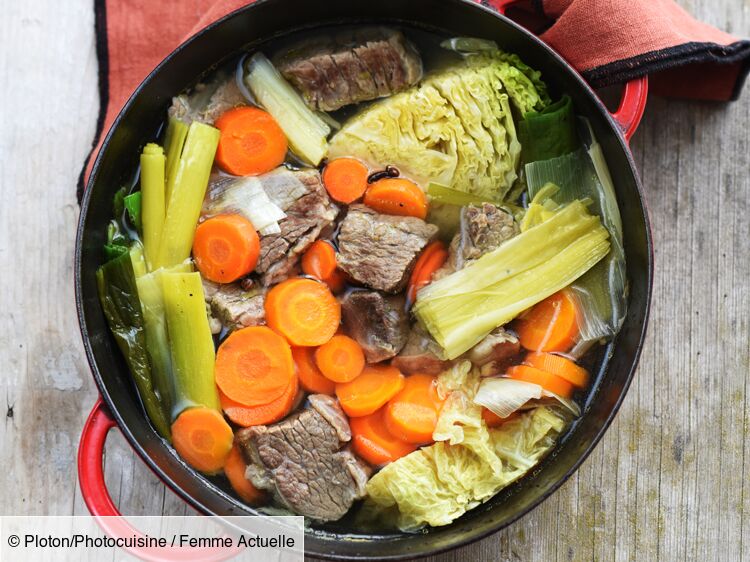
left=80, top=0, right=749, bottom=199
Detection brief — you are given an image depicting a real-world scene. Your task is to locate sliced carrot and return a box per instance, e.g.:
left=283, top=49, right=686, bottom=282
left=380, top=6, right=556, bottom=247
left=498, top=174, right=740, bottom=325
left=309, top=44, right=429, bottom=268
left=315, top=334, right=365, bottom=383
left=301, top=240, right=337, bottom=281
left=224, top=445, right=267, bottom=505
left=192, top=214, right=260, bottom=283
left=215, top=326, right=294, bottom=407
left=506, top=365, right=574, bottom=399
left=336, top=364, right=405, bottom=417
left=171, top=407, right=233, bottom=474
left=364, top=178, right=428, bottom=219
left=265, top=278, right=341, bottom=346
left=215, top=107, right=288, bottom=176
left=324, top=268, right=347, bottom=294
left=322, top=158, right=369, bottom=204
left=219, top=375, right=298, bottom=427
left=384, top=374, right=444, bottom=445
left=523, top=352, right=589, bottom=389
left=515, top=291, right=579, bottom=352
left=292, top=346, right=335, bottom=395
left=407, top=240, right=449, bottom=304
left=350, top=408, right=417, bottom=466
left=482, top=409, right=520, bottom=428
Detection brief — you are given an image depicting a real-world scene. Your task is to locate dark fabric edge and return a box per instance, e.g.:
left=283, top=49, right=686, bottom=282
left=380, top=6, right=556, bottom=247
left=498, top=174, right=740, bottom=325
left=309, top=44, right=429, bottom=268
left=77, top=0, right=110, bottom=204
left=582, top=40, right=750, bottom=98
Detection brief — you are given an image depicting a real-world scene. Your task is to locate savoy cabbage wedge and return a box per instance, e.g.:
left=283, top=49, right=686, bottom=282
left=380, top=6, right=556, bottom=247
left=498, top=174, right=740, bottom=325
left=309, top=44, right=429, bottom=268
left=328, top=51, right=549, bottom=202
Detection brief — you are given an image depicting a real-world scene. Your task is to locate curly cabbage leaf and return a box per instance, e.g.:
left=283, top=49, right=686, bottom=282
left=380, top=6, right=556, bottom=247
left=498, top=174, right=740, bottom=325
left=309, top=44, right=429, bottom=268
left=362, top=404, right=567, bottom=531
left=329, top=51, right=548, bottom=201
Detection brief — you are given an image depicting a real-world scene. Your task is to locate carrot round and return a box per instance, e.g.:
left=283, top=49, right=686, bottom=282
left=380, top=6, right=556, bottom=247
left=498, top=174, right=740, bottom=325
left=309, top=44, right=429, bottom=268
left=193, top=214, right=260, bottom=283
left=292, top=346, right=335, bottom=395
left=407, top=240, right=449, bottom=304
left=265, top=278, right=341, bottom=346
left=515, top=291, right=579, bottom=352
left=384, top=373, right=444, bottom=445
left=219, top=375, right=298, bottom=427
left=524, top=352, right=589, bottom=389
left=215, top=107, right=288, bottom=176
left=364, top=178, right=428, bottom=219
left=171, top=407, right=233, bottom=474
left=322, top=158, right=369, bottom=204
left=315, top=334, right=365, bottom=383
left=301, top=240, right=337, bottom=281
left=336, top=364, right=405, bottom=417
left=215, top=326, right=294, bottom=407
left=323, top=268, right=347, bottom=294
left=482, top=409, right=520, bottom=428
left=224, top=445, right=267, bottom=505
left=350, top=408, right=417, bottom=466
left=506, top=365, right=575, bottom=399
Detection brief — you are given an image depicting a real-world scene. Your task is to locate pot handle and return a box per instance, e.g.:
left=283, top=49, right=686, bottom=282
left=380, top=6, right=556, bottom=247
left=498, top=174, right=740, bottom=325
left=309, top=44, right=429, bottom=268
left=486, top=0, right=648, bottom=142
left=78, top=399, right=238, bottom=561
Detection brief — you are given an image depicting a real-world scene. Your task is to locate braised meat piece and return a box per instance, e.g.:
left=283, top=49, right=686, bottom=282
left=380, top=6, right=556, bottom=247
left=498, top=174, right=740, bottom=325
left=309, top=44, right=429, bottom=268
left=236, top=395, right=370, bottom=522
left=336, top=205, right=437, bottom=293
left=392, top=326, right=453, bottom=375
left=257, top=169, right=339, bottom=286
left=275, top=27, right=422, bottom=111
left=168, top=76, right=247, bottom=125
left=453, top=203, right=518, bottom=267
left=202, top=280, right=265, bottom=330
left=340, top=290, right=409, bottom=363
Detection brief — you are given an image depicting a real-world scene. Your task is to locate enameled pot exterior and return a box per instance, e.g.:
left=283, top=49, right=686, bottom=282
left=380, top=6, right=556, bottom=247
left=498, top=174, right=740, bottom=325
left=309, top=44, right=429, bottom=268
left=75, top=0, right=653, bottom=559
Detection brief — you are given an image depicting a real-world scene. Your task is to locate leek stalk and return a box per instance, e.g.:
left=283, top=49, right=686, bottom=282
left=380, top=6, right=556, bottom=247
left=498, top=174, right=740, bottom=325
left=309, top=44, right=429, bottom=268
left=163, top=117, right=189, bottom=204
left=96, top=252, right=171, bottom=439
left=414, top=200, right=610, bottom=358
left=140, top=143, right=166, bottom=270
left=161, top=272, right=220, bottom=417
left=154, top=122, right=220, bottom=269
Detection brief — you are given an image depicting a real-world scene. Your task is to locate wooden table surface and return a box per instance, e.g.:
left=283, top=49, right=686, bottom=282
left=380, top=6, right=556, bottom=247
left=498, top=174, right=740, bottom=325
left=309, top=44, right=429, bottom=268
left=2, top=1, right=748, bottom=560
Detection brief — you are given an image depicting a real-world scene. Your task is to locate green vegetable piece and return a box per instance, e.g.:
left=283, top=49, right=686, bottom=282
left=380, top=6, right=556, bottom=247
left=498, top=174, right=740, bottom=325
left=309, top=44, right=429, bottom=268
left=427, top=183, right=499, bottom=206
left=103, top=244, right=128, bottom=261
left=413, top=200, right=611, bottom=358
left=140, top=143, right=166, bottom=270
left=124, top=191, right=142, bottom=233
left=96, top=252, right=171, bottom=440
left=163, top=117, right=189, bottom=205
left=518, top=95, right=579, bottom=163
left=161, top=272, right=220, bottom=417
left=154, top=122, right=220, bottom=270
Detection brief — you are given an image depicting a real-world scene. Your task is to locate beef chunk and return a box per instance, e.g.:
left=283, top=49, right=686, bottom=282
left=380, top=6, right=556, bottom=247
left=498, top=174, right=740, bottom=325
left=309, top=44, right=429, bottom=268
left=237, top=395, right=370, bottom=521
left=275, top=27, right=422, bottom=111
left=168, top=76, right=247, bottom=125
left=392, top=326, right=452, bottom=375
left=453, top=203, right=518, bottom=267
left=337, top=205, right=437, bottom=293
left=257, top=169, right=339, bottom=286
left=340, top=290, right=409, bottom=363
left=203, top=280, right=265, bottom=330
left=467, top=327, right=520, bottom=375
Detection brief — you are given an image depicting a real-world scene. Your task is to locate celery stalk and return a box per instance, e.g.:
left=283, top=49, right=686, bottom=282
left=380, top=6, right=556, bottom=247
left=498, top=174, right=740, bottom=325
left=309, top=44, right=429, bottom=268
left=414, top=200, right=610, bottom=358
left=140, top=143, right=166, bottom=270
left=163, top=117, right=189, bottom=204
left=245, top=53, right=330, bottom=165
left=161, top=272, right=219, bottom=417
left=155, top=122, right=220, bottom=269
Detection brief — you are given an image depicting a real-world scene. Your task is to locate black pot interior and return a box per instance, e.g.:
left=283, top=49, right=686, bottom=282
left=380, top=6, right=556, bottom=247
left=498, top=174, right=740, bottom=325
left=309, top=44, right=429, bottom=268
left=76, top=0, right=652, bottom=559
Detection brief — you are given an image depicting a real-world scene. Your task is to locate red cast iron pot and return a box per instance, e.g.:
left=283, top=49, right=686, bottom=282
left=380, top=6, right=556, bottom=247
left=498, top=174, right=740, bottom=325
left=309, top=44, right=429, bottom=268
left=75, top=0, right=652, bottom=559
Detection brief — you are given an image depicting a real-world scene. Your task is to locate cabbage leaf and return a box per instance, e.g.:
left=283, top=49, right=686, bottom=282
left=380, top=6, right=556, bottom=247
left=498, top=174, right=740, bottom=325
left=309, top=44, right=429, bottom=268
left=361, top=404, right=567, bottom=531
left=329, top=51, right=548, bottom=201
